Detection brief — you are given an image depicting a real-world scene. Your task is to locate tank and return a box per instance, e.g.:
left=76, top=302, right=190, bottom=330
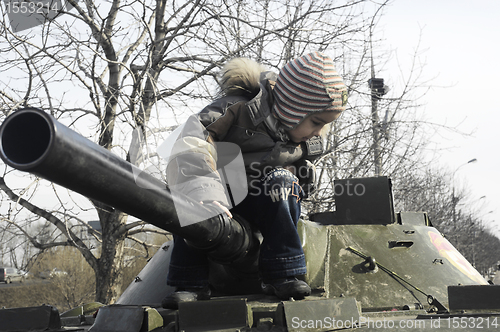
left=1, top=108, right=499, bottom=332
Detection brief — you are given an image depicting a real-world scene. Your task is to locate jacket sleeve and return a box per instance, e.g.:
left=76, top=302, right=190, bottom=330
left=165, top=97, right=244, bottom=205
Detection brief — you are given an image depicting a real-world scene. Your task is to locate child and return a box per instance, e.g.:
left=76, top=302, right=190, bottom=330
left=162, top=52, right=348, bottom=309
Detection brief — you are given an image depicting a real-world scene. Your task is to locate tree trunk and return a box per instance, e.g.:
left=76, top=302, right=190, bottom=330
left=94, top=203, right=128, bottom=304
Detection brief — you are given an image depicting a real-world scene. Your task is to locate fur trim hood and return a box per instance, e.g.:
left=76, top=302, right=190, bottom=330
left=217, top=58, right=267, bottom=98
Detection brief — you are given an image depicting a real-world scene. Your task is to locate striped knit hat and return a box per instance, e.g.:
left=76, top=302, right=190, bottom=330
left=272, top=52, right=348, bottom=129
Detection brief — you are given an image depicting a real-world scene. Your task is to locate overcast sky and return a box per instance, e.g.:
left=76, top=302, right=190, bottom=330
left=381, top=0, right=500, bottom=235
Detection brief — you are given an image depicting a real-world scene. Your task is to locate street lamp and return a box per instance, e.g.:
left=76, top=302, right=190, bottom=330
left=368, top=78, right=389, bottom=177
left=451, top=158, right=478, bottom=235
left=453, top=158, right=478, bottom=178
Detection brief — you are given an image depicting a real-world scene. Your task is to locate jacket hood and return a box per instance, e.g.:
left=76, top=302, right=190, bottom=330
left=218, top=58, right=268, bottom=98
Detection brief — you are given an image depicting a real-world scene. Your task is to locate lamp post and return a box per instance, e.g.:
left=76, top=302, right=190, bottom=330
left=472, top=210, right=493, bottom=271
left=367, top=4, right=389, bottom=177
left=369, top=78, right=388, bottom=176
left=450, top=158, right=477, bottom=246
left=451, top=158, right=478, bottom=224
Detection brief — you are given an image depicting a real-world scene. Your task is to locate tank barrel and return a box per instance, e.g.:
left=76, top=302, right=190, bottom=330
left=0, top=108, right=255, bottom=265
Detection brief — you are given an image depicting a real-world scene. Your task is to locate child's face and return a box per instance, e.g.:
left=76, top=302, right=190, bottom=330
left=287, top=111, right=341, bottom=143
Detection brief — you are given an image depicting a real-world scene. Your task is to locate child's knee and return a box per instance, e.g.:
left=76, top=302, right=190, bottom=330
left=261, top=168, right=303, bottom=202
left=262, top=168, right=297, bottom=186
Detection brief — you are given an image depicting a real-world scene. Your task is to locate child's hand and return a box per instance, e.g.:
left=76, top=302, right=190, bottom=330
left=200, top=201, right=233, bottom=219
left=295, top=160, right=317, bottom=198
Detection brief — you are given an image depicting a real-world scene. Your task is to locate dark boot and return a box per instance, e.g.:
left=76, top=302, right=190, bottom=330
left=161, top=286, right=211, bottom=309
left=261, top=277, right=311, bottom=300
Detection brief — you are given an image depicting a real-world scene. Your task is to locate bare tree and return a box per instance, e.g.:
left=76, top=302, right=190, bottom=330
left=2, top=0, right=496, bottom=305
left=304, top=1, right=436, bottom=214
left=0, top=0, right=372, bottom=304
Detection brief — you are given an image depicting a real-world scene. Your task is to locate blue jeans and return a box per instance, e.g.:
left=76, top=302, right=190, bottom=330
left=167, top=168, right=306, bottom=287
